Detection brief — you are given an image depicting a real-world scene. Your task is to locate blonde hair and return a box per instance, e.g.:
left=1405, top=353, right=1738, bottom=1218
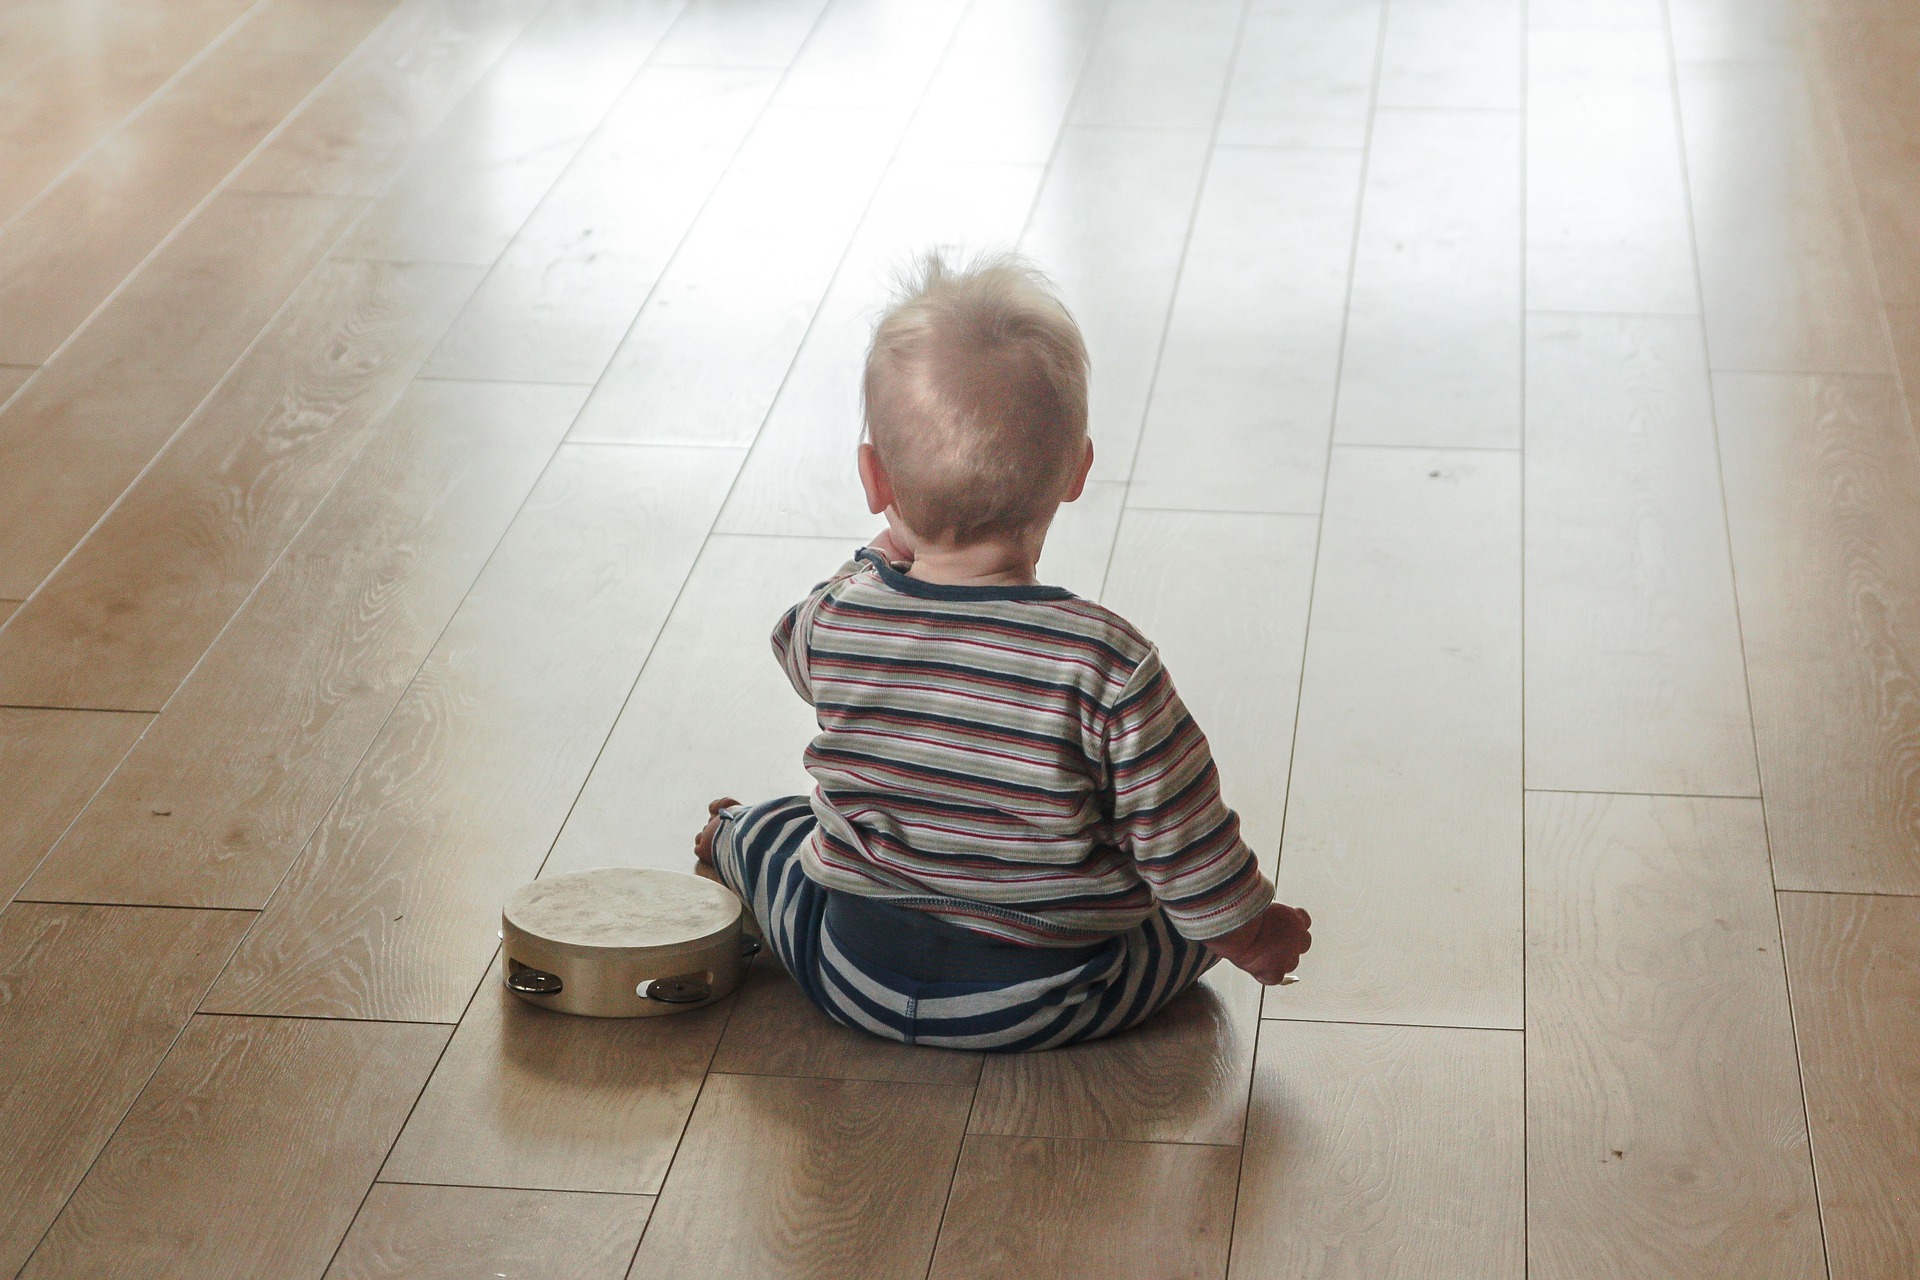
left=863, top=251, right=1089, bottom=543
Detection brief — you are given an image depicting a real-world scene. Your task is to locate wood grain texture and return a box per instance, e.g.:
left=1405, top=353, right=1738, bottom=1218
left=1526, top=793, right=1823, bottom=1279
left=422, top=66, right=777, bottom=384
left=896, top=0, right=1106, bottom=165
left=202, top=445, right=740, bottom=1021
left=567, top=105, right=901, bottom=446
left=1069, top=0, right=1241, bottom=130
left=1335, top=107, right=1521, bottom=449
left=1524, top=314, right=1757, bottom=796
left=22, top=381, right=586, bottom=909
left=1230, top=1021, right=1524, bottom=1279
left=0, top=708, right=149, bottom=903
left=1778, top=891, right=1920, bottom=1280
left=971, top=964, right=1261, bottom=1145
left=0, top=190, right=363, bottom=598
left=0, top=903, right=252, bottom=1279
left=0, top=0, right=254, bottom=221
left=327, top=1184, right=650, bottom=1280
left=1677, top=58, right=1891, bottom=374
left=1128, top=147, right=1360, bottom=512
left=712, top=958, right=983, bottom=1086
left=649, top=0, right=829, bottom=67
left=542, top=534, right=828, bottom=879
left=1526, top=29, right=1696, bottom=314
left=1376, top=0, right=1521, bottom=109
left=23, top=1016, right=444, bottom=1279
left=333, top=0, right=685, bottom=266
left=1273, top=447, right=1522, bottom=1028
left=628, top=1073, right=973, bottom=1280
left=234, top=0, right=547, bottom=197
left=1218, top=0, right=1381, bottom=148
left=712, top=157, right=1044, bottom=538
left=1101, top=510, right=1318, bottom=860
left=0, top=259, right=481, bottom=711
left=1715, top=373, right=1920, bottom=892
left=384, top=978, right=729, bottom=1195
left=928, top=1136, right=1238, bottom=1280
left=0, top=0, right=393, bottom=364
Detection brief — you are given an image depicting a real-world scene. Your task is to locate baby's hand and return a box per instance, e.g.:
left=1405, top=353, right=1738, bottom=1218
left=1207, top=902, right=1312, bottom=985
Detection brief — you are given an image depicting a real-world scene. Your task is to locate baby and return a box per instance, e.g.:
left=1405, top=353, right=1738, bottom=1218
left=695, top=252, right=1311, bottom=1051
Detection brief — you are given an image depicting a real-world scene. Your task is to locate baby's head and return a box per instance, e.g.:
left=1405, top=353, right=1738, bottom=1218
left=859, top=252, right=1092, bottom=552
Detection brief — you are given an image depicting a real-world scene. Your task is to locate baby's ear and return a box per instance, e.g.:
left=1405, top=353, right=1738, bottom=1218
left=857, top=442, right=894, bottom=515
left=1063, top=437, right=1095, bottom=503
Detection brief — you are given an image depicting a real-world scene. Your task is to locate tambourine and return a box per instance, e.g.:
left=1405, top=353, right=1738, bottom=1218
left=500, top=867, right=758, bottom=1017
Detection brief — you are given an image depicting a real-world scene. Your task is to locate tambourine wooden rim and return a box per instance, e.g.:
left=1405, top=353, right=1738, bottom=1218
left=501, top=867, right=755, bottom=1018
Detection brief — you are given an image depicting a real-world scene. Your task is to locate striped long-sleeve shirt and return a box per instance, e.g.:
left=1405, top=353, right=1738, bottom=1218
left=771, top=548, right=1274, bottom=946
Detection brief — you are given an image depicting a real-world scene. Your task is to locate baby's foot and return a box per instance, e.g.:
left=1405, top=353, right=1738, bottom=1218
left=693, top=796, right=739, bottom=879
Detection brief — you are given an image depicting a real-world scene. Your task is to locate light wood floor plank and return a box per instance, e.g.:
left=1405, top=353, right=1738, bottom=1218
left=1069, top=0, right=1242, bottom=131
left=22, top=382, right=586, bottom=909
left=1778, top=891, right=1920, bottom=1280
left=1376, top=0, right=1521, bottom=109
left=233, top=0, right=548, bottom=198
left=0, top=902, right=251, bottom=1279
left=1273, top=447, right=1522, bottom=1028
left=1528, top=0, right=1664, bottom=27
left=1025, top=127, right=1212, bottom=486
left=0, top=708, right=149, bottom=903
left=1526, top=29, right=1696, bottom=314
left=543, top=533, right=832, bottom=880
left=0, top=259, right=482, bottom=712
left=1101, top=509, right=1318, bottom=860
left=1229, top=1021, right=1525, bottom=1279
left=896, top=0, right=1106, bottom=166
left=1037, top=478, right=1125, bottom=599
left=928, top=1135, right=1238, bottom=1280
left=712, top=157, right=1045, bottom=538
left=1128, top=147, right=1360, bottom=512
left=1524, top=314, right=1757, bottom=796
left=422, top=66, right=778, bottom=384
left=0, top=0, right=394, bottom=365
left=1715, top=372, right=1920, bottom=893
left=772, top=0, right=966, bottom=109
left=1335, top=108, right=1521, bottom=449
left=567, top=105, right=902, bottom=447
left=384, top=980, right=731, bottom=1194
left=1667, top=0, right=1807, bottom=64
left=1218, top=0, right=1382, bottom=149
left=649, top=0, right=830, bottom=67
left=0, top=190, right=362, bottom=599
left=327, top=1184, right=651, bottom=1280
left=333, top=0, right=685, bottom=267
left=202, top=445, right=740, bottom=1021
left=711, top=958, right=983, bottom=1086
left=970, top=965, right=1261, bottom=1145
left=0, top=0, right=254, bottom=222
left=1526, top=793, right=1824, bottom=1279
left=627, top=1073, right=973, bottom=1280
left=1676, top=58, right=1891, bottom=375
left=21, top=1015, right=448, bottom=1280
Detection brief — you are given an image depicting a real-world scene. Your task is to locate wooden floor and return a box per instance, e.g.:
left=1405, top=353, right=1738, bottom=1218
left=2, top=0, right=1917, bottom=1275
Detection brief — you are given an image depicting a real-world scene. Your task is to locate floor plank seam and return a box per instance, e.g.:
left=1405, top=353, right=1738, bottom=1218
left=1656, top=4, right=1838, bottom=1276
left=1523, top=786, right=1764, bottom=801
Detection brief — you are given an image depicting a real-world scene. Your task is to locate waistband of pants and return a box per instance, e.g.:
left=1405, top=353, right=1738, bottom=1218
left=822, top=892, right=1110, bottom=985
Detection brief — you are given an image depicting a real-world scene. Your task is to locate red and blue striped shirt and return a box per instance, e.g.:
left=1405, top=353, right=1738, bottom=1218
left=772, top=549, right=1274, bottom=946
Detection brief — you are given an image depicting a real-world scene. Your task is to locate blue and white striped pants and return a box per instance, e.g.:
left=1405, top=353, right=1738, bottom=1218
left=710, top=796, right=1218, bottom=1053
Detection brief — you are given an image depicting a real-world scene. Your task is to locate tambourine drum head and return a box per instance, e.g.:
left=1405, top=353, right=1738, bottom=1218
left=501, top=867, right=747, bottom=1018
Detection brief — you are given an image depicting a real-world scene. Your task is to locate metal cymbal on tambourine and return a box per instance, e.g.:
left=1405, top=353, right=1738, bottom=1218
left=501, top=867, right=758, bottom=1017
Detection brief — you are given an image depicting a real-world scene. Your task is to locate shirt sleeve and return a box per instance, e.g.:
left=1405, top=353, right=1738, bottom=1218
left=769, top=550, right=872, bottom=704
left=1104, top=648, right=1274, bottom=941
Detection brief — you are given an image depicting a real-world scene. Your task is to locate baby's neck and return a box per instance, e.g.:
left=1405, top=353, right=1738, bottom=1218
left=907, top=537, right=1042, bottom=588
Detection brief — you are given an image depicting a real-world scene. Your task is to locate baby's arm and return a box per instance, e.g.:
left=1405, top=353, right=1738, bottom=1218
left=769, top=531, right=911, bottom=703
left=1106, top=650, right=1312, bottom=983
